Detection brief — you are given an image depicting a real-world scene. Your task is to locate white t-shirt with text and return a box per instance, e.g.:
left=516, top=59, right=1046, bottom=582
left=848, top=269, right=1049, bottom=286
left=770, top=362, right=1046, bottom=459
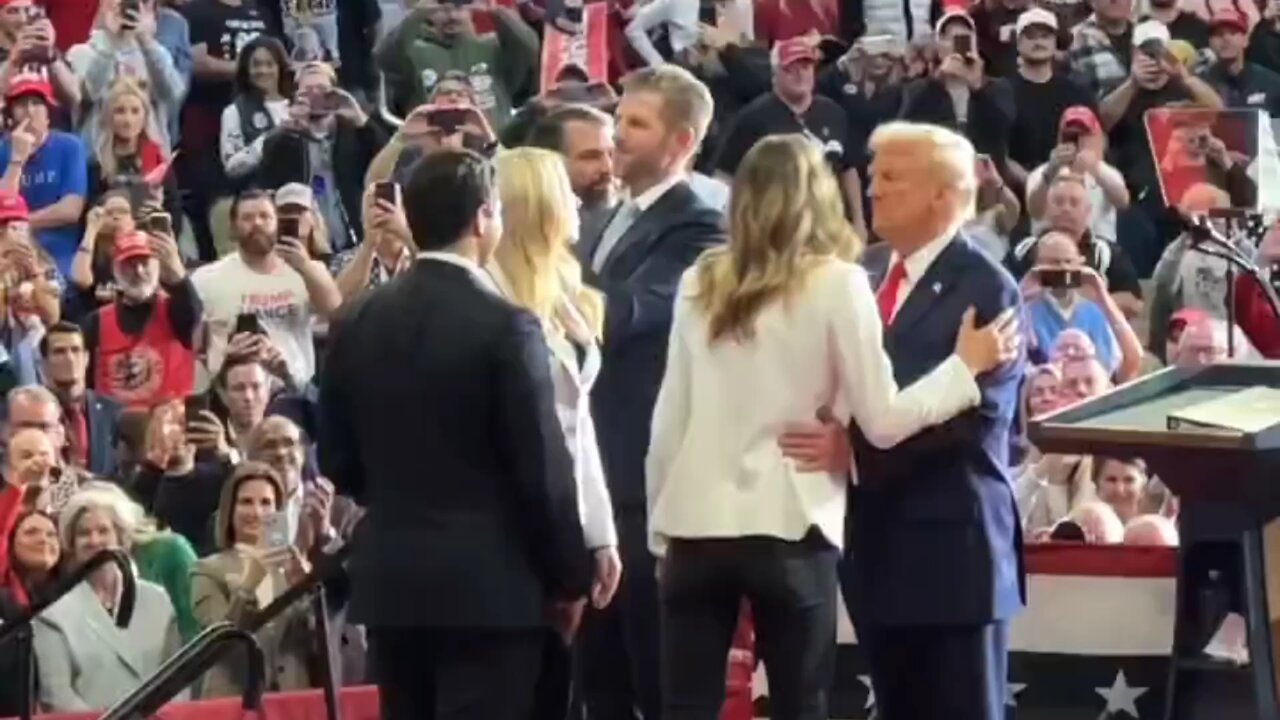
left=192, top=254, right=316, bottom=386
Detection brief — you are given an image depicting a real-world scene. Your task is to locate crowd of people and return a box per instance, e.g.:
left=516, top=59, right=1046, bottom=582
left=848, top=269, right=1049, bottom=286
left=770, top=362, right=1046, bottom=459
left=0, top=0, right=1272, bottom=717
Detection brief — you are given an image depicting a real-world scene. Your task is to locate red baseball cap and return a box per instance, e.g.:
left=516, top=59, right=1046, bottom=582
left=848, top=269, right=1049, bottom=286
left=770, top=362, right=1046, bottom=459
left=114, top=231, right=154, bottom=263
left=771, top=37, right=820, bottom=69
left=0, top=192, right=27, bottom=223
left=1209, top=11, right=1248, bottom=33
left=6, top=75, right=56, bottom=107
left=1059, top=105, right=1101, bottom=135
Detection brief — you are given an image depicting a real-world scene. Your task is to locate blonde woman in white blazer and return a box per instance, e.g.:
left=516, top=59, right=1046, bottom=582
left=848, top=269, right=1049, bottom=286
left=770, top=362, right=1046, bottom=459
left=489, top=147, right=621, bottom=609
left=646, top=135, right=1019, bottom=719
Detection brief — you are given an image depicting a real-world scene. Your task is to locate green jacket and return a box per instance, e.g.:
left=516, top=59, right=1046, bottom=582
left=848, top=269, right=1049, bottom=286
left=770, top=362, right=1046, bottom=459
left=134, top=533, right=200, bottom=643
left=377, top=7, right=539, bottom=129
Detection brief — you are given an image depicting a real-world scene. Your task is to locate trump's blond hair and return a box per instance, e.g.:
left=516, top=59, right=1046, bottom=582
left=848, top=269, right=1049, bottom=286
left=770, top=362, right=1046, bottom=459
left=869, top=121, right=978, bottom=234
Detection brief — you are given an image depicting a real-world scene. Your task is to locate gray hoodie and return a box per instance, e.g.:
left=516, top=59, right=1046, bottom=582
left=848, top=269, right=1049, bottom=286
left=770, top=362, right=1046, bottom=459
left=66, top=29, right=187, bottom=151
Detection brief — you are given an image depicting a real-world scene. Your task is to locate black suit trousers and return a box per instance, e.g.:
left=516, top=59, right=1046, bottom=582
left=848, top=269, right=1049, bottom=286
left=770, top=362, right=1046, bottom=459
left=862, top=620, right=1010, bottom=720
left=369, top=626, right=544, bottom=720
left=659, top=531, right=838, bottom=720
left=578, top=507, right=661, bottom=719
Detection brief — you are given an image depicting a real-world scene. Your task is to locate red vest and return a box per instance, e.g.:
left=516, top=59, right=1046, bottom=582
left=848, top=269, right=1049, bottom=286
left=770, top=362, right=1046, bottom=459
left=94, top=293, right=195, bottom=409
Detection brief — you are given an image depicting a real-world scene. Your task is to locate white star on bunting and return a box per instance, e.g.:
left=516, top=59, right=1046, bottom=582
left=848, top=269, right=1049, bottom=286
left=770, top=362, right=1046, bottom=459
left=1095, top=669, right=1148, bottom=718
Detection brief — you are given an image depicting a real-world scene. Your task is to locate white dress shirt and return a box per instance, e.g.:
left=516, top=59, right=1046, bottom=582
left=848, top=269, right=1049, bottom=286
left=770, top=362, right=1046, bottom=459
left=591, top=173, right=686, bottom=271
left=418, top=251, right=501, bottom=294
left=625, top=0, right=701, bottom=67
left=646, top=259, right=981, bottom=556
left=881, top=232, right=955, bottom=318
left=486, top=264, right=618, bottom=549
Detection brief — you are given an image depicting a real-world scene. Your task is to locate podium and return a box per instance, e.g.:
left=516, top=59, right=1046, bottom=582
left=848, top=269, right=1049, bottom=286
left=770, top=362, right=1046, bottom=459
left=1030, top=362, right=1280, bottom=720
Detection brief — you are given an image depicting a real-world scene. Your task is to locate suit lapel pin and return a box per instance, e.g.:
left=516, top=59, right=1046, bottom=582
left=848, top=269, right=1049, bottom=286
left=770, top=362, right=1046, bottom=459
left=931, top=281, right=943, bottom=294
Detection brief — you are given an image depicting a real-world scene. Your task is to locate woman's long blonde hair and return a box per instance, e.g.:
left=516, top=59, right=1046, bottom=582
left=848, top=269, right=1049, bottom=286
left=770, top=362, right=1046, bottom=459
left=94, top=77, right=165, bottom=180
left=494, top=147, right=604, bottom=340
left=694, top=134, right=860, bottom=343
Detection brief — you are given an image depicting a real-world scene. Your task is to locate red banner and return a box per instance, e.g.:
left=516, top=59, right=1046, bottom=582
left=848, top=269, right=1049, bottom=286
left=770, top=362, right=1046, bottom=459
left=540, top=2, right=611, bottom=91
left=18, top=686, right=381, bottom=720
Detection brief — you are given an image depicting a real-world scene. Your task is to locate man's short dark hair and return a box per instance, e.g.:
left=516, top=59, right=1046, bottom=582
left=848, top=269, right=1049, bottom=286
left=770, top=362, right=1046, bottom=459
left=39, top=321, right=83, bottom=357
left=404, top=148, right=496, bottom=251
left=229, top=188, right=275, bottom=221
left=527, top=104, right=612, bottom=154
left=217, top=352, right=266, bottom=388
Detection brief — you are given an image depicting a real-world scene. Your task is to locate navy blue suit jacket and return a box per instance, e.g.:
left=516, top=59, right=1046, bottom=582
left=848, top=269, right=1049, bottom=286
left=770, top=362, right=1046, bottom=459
left=579, top=181, right=724, bottom=510
left=849, top=237, right=1027, bottom=627
left=84, top=389, right=122, bottom=478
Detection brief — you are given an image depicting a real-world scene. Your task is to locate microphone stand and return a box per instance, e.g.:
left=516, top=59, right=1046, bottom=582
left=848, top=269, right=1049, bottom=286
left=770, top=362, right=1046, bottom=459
left=1184, top=214, right=1280, bottom=356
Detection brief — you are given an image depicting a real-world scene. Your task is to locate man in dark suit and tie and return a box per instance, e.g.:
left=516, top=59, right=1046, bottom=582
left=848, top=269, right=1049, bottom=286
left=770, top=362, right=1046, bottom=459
left=319, top=148, right=591, bottom=720
left=38, top=322, right=120, bottom=476
left=576, top=64, right=724, bottom=719
left=783, top=121, right=1026, bottom=720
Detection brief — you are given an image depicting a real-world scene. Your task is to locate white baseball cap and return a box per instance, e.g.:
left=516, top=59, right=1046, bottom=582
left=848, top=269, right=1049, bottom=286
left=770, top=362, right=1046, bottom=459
left=1133, top=19, right=1172, bottom=47
left=1015, top=7, right=1058, bottom=35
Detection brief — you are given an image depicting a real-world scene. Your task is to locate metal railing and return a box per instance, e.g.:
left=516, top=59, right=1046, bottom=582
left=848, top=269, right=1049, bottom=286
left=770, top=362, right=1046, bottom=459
left=95, top=543, right=353, bottom=720
left=0, top=549, right=137, bottom=720
left=99, top=623, right=265, bottom=720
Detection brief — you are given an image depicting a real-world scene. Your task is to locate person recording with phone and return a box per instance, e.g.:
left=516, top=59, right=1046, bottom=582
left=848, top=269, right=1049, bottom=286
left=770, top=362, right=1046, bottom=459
left=67, top=190, right=135, bottom=317
left=1021, top=229, right=1145, bottom=382
left=375, top=0, right=539, bottom=125
left=0, top=1, right=80, bottom=112
left=80, top=224, right=199, bottom=409
left=129, top=399, right=233, bottom=554
left=191, top=461, right=315, bottom=699
left=1025, top=106, right=1128, bottom=243
left=364, top=95, right=497, bottom=190
left=901, top=9, right=1015, bottom=165
left=333, top=181, right=412, bottom=300
left=257, top=61, right=386, bottom=252
left=1097, top=22, right=1222, bottom=274
left=191, top=189, right=342, bottom=388
left=66, top=0, right=187, bottom=150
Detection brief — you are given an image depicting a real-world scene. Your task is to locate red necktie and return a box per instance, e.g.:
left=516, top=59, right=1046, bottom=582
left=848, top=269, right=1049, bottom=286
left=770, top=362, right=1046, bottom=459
left=64, top=401, right=88, bottom=469
left=877, top=260, right=907, bottom=326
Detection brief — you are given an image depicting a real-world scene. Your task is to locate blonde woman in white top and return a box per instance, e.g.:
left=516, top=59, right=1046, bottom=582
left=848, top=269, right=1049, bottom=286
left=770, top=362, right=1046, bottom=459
left=646, top=134, right=1017, bottom=718
left=489, top=147, right=621, bottom=609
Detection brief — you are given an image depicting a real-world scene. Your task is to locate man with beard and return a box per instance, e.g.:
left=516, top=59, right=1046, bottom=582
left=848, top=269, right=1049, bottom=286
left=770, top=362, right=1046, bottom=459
left=576, top=64, right=723, bottom=720
left=192, top=189, right=342, bottom=387
left=527, top=104, right=618, bottom=242
left=1005, top=9, right=1096, bottom=185
left=82, top=228, right=200, bottom=409
left=39, top=321, right=120, bottom=475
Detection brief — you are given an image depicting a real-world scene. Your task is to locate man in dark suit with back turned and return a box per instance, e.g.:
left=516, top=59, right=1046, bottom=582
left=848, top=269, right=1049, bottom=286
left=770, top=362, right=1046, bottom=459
left=577, top=63, right=724, bottom=720
left=783, top=121, right=1026, bottom=720
left=319, top=148, right=591, bottom=720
